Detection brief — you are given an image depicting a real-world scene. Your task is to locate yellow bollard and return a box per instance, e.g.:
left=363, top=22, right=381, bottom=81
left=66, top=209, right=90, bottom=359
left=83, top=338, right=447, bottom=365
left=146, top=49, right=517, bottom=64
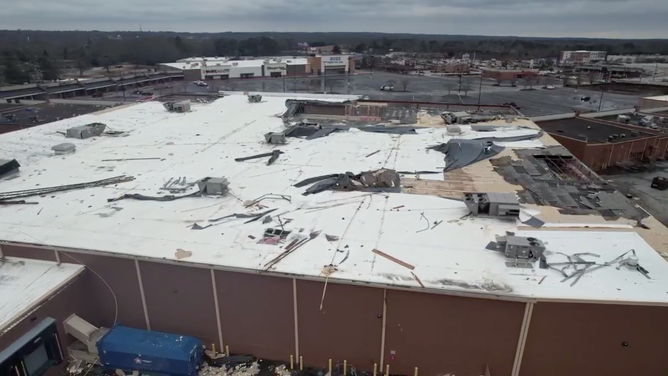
left=299, top=356, right=303, bottom=371
left=414, top=367, right=418, bottom=376
left=373, top=364, right=377, bottom=376
left=385, top=364, right=390, bottom=376
left=290, top=355, right=294, bottom=370
left=211, top=344, right=216, bottom=356
left=343, top=360, right=347, bottom=376
left=225, top=345, right=229, bottom=357
left=328, top=359, right=332, bottom=375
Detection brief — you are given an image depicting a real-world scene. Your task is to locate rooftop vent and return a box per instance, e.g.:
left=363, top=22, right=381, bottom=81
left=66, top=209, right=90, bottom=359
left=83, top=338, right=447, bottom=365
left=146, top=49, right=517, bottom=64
left=464, top=192, right=520, bottom=218
left=66, top=123, right=106, bottom=139
left=51, top=143, right=76, bottom=155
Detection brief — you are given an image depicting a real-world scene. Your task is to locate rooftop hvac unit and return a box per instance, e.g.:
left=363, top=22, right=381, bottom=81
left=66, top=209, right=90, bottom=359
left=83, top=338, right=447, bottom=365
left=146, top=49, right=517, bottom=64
left=163, top=100, right=191, bottom=113
left=495, top=235, right=546, bottom=260
left=197, top=177, right=230, bottom=195
left=464, top=192, right=520, bottom=218
left=52, top=143, right=76, bottom=155
left=65, top=123, right=106, bottom=139
left=248, top=95, right=262, bottom=103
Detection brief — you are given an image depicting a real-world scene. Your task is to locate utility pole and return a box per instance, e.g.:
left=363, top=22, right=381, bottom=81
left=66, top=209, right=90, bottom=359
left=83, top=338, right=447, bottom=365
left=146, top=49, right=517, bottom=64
left=598, top=88, right=604, bottom=112
left=653, top=61, right=659, bottom=81
left=282, top=72, right=286, bottom=93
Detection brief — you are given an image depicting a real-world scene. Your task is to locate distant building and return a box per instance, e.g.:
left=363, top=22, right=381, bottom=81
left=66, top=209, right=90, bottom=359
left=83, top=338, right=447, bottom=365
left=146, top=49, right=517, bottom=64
left=560, top=50, right=607, bottom=64
left=159, top=55, right=355, bottom=81
left=482, top=68, right=538, bottom=82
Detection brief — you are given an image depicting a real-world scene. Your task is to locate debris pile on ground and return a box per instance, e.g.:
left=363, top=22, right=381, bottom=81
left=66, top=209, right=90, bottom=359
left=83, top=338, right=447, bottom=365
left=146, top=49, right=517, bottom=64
left=295, top=168, right=401, bottom=195
left=200, top=360, right=260, bottom=376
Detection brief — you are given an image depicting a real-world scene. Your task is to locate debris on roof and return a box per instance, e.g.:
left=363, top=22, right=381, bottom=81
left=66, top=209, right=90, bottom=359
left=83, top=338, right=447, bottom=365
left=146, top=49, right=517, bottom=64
left=491, top=146, right=647, bottom=221
left=0, top=158, right=20, bottom=178
left=264, top=132, right=286, bottom=145
left=0, top=175, right=133, bottom=201
left=295, top=168, right=400, bottom=196
left=66, top=123, right=106, bottom=139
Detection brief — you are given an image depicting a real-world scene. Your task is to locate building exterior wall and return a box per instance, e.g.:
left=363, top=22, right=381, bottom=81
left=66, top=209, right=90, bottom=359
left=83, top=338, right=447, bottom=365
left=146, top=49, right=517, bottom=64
left=385, top=290, right=524, bottom=376
left=4, top=244, right=668, bottom=376
left=286, top=64, right=307, bottom=77
left=297, top=281, right=383, bottom=370
left=520, top=302, right=668, bottom=376
left=214, top=271, right=295, bottom=362
left=139, top=261, right=219, bottom=347
left=546, top=134, right=587, bottom=160
left=183, top=69, right=203, bottom=81
left=637, top=97, right=668, bottom=110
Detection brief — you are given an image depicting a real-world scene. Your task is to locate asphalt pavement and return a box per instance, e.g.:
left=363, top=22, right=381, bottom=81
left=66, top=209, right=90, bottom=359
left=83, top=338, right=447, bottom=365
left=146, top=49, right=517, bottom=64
left=73, top=71, right=641, bottom=117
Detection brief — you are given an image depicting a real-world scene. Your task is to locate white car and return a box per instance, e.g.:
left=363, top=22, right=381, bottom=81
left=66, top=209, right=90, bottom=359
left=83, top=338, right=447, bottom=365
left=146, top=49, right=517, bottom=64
left=193, top=81, right=208, bottom=87
left=380, top=84, right=394, bottom=91
left=545, top=85, right=556, bottom=90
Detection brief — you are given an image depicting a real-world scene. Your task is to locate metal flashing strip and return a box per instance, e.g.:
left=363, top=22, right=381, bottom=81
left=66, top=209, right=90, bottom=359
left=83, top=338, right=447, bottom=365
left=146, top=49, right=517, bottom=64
left=134, top=259, right=151, bottom=330
left=511, top=302, right=534, bottom=376
left=211, top=269, right=225, bottom=351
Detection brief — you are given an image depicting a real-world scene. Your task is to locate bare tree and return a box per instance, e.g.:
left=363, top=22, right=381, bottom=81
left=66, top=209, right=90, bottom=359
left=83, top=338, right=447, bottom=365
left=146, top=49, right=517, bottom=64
left=445, top=82, right=457, bottom=95
left=587, top=71, right=597, bottom=85
left=460, top=81, right=473, bottom=96
left=522, top=76, right=536, bottom=90
left=400, top=78, right=410, bottom=91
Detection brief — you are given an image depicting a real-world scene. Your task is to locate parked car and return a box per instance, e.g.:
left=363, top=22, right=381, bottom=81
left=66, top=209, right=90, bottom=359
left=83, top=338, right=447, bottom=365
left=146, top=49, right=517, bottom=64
left=91, top=92, right=104, bottom=98
left=193, top=81, right=208, bottom=87
left=380, top=84, right=394, bottom=91
left=544, top=85, right=556, bottom=90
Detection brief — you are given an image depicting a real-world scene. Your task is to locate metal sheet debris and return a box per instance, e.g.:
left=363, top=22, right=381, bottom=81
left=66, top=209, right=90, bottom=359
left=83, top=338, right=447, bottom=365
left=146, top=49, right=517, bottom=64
left=296, top=169, right=400, bottom=196
left=0, top=175, right=134, bottom=201
left=429, top=140, right=504, bottom=172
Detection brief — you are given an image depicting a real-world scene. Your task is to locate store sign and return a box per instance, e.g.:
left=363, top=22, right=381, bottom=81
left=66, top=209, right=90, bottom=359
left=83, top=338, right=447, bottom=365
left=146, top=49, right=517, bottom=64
left=323, top=56, right=345, bottom=65
left=205, top=68, right=229, bottom=74
left=266, top=66, right=286, bottom=71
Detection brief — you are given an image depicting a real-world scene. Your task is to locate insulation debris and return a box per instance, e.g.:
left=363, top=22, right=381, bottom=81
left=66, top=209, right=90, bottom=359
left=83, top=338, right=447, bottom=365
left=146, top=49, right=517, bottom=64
left=175, top=248, right=193, bottom=259
left=295, top=168, right=400, bottom=196
left=243, top=193, right=291, bottom=207
left=429, top=139, right=504, bottom=172
left=325, top=234, right=340, bottom=242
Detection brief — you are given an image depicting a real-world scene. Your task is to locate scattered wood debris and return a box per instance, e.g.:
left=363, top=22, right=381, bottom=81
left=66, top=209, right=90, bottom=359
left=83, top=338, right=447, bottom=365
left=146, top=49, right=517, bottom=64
left=411, top=272, right=425, bottom=288
left=373, top=248, right=415, bottom=270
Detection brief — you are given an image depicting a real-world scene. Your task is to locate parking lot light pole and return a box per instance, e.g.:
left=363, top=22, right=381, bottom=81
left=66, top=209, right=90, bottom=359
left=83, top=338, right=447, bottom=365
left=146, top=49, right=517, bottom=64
left=477, top=74, right=483, bottom=106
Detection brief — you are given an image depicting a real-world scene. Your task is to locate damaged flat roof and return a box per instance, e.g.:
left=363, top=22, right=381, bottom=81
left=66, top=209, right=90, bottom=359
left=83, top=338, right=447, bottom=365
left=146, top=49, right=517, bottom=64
left=0, top=93, right=667, bottom=305
left=0, top=258, right=84, bottom=333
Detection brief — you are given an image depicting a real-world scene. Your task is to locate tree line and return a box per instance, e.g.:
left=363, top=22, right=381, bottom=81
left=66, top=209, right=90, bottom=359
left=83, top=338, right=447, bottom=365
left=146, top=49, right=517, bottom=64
left=1, top=30, right=667, bottom=84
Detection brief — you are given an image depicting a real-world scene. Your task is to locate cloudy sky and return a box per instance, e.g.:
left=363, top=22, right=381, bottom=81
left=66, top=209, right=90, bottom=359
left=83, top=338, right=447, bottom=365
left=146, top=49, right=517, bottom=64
left=1, top=0, right=666, bottom=38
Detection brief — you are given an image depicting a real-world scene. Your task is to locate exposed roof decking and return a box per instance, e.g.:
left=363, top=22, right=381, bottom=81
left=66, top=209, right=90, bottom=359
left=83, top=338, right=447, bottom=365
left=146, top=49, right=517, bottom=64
left=0, top=94, right=667, bottom=305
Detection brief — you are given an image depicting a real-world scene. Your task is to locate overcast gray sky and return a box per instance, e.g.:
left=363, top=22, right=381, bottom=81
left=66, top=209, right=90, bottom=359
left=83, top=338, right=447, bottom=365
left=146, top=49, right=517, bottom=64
left=1, top=0, right=666, bottom=38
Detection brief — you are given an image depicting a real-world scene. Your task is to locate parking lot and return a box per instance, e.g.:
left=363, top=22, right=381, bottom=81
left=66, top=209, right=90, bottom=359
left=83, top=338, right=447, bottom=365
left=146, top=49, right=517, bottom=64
left=74, top=71, right=641, bottom=117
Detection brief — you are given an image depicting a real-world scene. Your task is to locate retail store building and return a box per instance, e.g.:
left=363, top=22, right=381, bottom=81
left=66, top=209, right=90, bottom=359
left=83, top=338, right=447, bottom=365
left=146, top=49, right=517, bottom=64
left=2, top=95, right=668, bottom=376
